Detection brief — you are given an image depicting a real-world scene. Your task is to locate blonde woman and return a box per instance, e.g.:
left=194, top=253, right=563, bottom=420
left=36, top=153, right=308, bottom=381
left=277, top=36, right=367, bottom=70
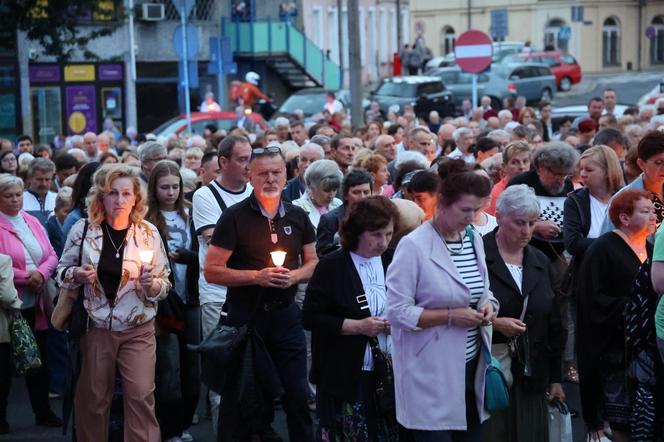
left=56, top=164, right=171, bottom=441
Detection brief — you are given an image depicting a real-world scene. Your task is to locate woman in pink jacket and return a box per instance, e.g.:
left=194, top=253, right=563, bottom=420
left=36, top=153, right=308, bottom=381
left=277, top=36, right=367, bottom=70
left=0, top=173, right=61, bottom=433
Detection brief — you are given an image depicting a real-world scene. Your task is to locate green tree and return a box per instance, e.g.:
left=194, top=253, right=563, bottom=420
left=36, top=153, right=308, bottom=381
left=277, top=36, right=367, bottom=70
left=2, top=0, right=118, bottom=63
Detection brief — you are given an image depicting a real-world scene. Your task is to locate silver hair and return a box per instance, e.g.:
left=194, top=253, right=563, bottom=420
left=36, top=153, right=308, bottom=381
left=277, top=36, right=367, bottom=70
left=28, top=157, right=56, bottom=177
left=533, top=141, right=580, bottom=173
left=0, top=173, right=24, bottom=193
left=395, top=150, right=429, bottom=168
left=138, top=141, right=167, bottom=161
left=274, top=117, right=290, bottom=128
left=186, top=135, right=207, bottom=149
left=497, top=109, right=513, bottom=120
left=496, top=184, right=540, bottom=218
left=310, top=134, right=331, bottom=147
left=299, top=142, right=325, bottom=158
left=303, top=159, right=343, bottom=191
left=452, top=127, right=472, bottom=141
left=487, top=129, right=510, bottom=140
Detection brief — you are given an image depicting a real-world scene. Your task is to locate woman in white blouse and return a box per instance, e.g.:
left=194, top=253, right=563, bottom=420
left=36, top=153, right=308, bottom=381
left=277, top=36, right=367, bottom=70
left=303, top=196, right=399, bottom=441
left=562, top=145, right=624, bottom=382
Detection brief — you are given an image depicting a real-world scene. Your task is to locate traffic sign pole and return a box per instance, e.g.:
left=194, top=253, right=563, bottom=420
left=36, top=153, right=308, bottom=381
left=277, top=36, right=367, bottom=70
left=472, top=73, right=478, bottom=108
left=181, top=5, right=191, bottom=135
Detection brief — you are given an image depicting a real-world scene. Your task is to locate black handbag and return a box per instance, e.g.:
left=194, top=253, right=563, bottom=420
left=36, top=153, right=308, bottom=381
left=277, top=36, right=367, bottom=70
left=369, top=337, right=395, bottom=415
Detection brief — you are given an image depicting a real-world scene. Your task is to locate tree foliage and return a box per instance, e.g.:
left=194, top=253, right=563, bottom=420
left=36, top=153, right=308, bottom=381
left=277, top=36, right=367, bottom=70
left=2, top=0, right=119, bottom=63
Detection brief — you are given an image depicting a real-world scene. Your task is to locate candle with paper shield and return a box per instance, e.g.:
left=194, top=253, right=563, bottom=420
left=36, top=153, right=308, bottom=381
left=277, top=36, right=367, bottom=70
left=270, top=250, right=287, bottom=267
left=138, top=250, right=153, bottom=270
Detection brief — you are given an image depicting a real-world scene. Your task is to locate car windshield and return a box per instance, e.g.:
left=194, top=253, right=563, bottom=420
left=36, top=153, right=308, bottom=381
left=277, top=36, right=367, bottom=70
left=435, top=71, right=458, bottom=84
left=375, top=81, right=417, bottom=97
left=278, top=93, right=330, bottom=115
left=560, top=54, right=577, bottom=65
left=488, top=65, right=511, bottom=79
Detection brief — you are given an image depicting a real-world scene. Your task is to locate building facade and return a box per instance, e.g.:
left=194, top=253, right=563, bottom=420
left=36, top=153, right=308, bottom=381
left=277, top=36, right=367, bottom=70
left=301, top=0, right=410, bottom=85
left=409, top=0, right=664, bottom=74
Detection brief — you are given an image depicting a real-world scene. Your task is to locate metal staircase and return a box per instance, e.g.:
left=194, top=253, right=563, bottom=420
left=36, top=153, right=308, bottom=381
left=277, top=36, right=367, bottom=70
left=222, top=18, right=341, bottom=90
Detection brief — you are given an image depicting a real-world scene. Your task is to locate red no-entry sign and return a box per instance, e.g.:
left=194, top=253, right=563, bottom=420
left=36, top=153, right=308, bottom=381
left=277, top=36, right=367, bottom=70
left=454, top=30, right=493, bottom=73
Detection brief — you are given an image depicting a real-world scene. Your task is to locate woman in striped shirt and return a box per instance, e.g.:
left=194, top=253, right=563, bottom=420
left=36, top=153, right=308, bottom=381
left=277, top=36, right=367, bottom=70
left=387, top=159, right=499, bottom=441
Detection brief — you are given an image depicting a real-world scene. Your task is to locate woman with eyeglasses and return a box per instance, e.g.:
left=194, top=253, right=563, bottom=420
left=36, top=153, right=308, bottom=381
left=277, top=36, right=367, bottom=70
left=482, top=185, right=565, bottom=442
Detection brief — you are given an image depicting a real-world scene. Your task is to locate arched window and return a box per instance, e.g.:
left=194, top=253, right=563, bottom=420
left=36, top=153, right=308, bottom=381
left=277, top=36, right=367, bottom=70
left=544, top=18, right=568, bottom=52
left=602, top=17, right=620, bottom=66
left=652, top=16, right=664, bottom=64
left=440, top=26, right=455, bottom=56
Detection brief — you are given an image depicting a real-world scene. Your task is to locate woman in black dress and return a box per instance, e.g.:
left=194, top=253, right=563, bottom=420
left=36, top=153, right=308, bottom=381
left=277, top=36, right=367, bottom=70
left=303, top=196, right=399, bottom=441
left=577, top=189, right=657, bottom=441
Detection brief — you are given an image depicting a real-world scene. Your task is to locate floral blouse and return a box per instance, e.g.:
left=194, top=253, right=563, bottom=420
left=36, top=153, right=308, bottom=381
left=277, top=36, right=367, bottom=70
left=56, top=219, right=171, bottom=331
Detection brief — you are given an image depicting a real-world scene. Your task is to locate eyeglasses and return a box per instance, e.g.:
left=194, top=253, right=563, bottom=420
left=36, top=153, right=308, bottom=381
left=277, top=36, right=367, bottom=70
left=251, top=146, right=283, bottom=159
left=646, top=159, right=664, bottom=170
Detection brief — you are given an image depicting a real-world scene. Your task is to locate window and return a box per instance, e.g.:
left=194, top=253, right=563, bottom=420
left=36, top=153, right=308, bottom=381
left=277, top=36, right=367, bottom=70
left=560, top=54, right=577, bottom=65
left=652, top=16, right=664, bottom=64
left=544, top=18, right=568, bottom=52
left=436, top=71, right=458, bottom=84
left=418, top=82, right=445, bottom=95
left=440, top=27, right=455, bottom=55
left=541, top=56, right=560, bottom=68
left=376, top=81, right=417, bottom=97
left=602, top=17, right=621, bottom=66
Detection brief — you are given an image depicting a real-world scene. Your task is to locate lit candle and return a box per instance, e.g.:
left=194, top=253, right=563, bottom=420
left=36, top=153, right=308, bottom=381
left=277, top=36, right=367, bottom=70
left=138, top=250, right=154, bottom=269
left=270, top=250, right=286, bottom=267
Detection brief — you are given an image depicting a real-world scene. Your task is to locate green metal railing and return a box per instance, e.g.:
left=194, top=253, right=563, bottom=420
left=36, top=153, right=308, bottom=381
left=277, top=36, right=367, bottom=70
left=222, top=18, right=341, bottom=90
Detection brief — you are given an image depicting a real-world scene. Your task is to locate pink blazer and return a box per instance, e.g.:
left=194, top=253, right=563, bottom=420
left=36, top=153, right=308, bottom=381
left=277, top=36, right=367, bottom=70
left=0, top=211, right=58, bottom=330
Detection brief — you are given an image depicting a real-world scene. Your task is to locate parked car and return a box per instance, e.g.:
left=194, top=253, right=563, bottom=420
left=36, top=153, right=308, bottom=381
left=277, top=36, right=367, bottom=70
left=504, top=51, right=582, bottom=92
left=638, top=78, right=664, bottom=106
left=424, top=41, right=526, bottom=73
left=550, top=104, right=632, bottom=131
left=369, top=76, right=456, bottom=119
left=270, top=88, right=351, bottom=121
left=152, top=111, right=268, bottom=137
left=430, top=63, right=556, bottom=110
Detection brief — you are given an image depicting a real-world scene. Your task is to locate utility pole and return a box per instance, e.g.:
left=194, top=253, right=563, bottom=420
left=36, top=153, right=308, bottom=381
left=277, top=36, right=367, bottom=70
left=337, top=0, right=344, bottom=87
left=467, top=0, right=472, bottom=30
left=348, top=0, right=362, bottom=128
left=396, top=0, right=402, bottom=50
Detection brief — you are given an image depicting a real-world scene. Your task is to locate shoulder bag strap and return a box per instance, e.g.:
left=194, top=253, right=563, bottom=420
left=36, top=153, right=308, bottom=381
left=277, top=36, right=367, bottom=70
left=207, top=182, right=228, bottom=212
left=78, top=220, right=89, bottom=266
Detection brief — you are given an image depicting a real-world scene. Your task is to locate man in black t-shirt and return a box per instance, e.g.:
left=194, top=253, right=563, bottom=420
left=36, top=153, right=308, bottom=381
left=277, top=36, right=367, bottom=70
left=205, top=147, right=317, bottom=442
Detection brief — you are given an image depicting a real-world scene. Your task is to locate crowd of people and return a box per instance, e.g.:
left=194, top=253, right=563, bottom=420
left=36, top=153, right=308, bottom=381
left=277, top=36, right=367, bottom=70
left=1, top=89, right=664, bottom=442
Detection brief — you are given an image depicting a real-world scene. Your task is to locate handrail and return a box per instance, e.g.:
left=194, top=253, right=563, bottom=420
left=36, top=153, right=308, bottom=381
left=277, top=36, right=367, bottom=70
left=221, top=18, right=341, bottom=89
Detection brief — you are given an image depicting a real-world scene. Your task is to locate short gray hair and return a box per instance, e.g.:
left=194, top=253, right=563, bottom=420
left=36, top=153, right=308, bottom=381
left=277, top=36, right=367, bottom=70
left=275, top=117, right=290, bottom=128
left=487, top=129, right=510, bottom=140
left=300, top=142, right=325, bottom=158
left=396, top=150, right=429, bottom=168
left=452, top=127, right=472, bottom=141
left=496, top=184, right=540, bottom=218
left=303, top=159, right=342, bottom=191
left=497, top=109, right=513, bottom=120
left=533, top=141, right=580, bottom=173
left=310, top=134, right=331, bottom=147
left=138, top=141, right=167, bottom=161
left=0, top=173, right=24, bottom=193
left=28, top=157, right=56, bottom=177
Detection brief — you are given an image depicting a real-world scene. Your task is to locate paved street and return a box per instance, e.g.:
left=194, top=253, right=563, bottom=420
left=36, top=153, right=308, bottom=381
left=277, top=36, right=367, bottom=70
left=1, top=374, right=584, bottom=441
left=552, top=69, right=663, bottom=107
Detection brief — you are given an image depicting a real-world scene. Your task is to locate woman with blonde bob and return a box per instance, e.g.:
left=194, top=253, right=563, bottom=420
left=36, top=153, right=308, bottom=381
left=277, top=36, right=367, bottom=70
left=56, top=164, right=171, bottom=441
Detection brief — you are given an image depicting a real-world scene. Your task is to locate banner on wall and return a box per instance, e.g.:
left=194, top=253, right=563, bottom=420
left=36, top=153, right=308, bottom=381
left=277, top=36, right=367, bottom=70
left=65, top=86, right=97, bottom=134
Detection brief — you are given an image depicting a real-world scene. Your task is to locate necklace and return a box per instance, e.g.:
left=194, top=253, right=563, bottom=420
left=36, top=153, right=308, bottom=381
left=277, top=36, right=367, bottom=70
left=104, top=223, right=127, bottom=259
left=431, top=219, right=466, bottom=255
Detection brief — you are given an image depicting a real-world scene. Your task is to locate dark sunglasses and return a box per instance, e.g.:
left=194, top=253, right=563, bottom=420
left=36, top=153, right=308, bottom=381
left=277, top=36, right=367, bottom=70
left=251, top=146, right=282, bottom=158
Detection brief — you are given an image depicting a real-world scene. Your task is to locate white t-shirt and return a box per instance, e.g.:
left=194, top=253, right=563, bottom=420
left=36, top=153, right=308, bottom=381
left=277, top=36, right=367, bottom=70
left=161, top=210, right=191, bottom=301
left=192, top=180, right=252, bottom=305
left=588, top=194, right=609, bottom=239
left=22, top=190, right=56, bottom=226
left=473, top=212, right=498, bottom=237
left=448, top=148, right=476, bottom=164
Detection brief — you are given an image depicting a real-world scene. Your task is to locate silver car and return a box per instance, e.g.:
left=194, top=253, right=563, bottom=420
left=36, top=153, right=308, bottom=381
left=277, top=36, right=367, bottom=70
left=430, top=63, right=556, bottom=110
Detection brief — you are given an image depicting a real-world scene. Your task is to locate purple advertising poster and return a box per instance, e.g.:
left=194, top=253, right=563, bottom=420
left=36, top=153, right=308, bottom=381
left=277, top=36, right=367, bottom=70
left=65, top=86, right=97, bottom=135
left=99, top=64, right=123, bottom=81
left=29, top=65, right=61, bottom=83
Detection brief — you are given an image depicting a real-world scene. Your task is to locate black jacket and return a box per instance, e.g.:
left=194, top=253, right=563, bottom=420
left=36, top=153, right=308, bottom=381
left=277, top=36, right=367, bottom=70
left=483, top=231, right=565, bottom=390
left=303, top=249, right=392, bottom=402
left=563, top=187, right=592, bottom=258
left=281, top=176, right=305, bottom=203
left=315, top=205, right=345, bottom=258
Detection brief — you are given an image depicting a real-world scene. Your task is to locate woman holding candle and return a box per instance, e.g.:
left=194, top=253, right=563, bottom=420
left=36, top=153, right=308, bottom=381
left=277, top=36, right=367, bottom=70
left=303, top=196, right=399, bottom=441
left=56, top=163, right=171, bottom=441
